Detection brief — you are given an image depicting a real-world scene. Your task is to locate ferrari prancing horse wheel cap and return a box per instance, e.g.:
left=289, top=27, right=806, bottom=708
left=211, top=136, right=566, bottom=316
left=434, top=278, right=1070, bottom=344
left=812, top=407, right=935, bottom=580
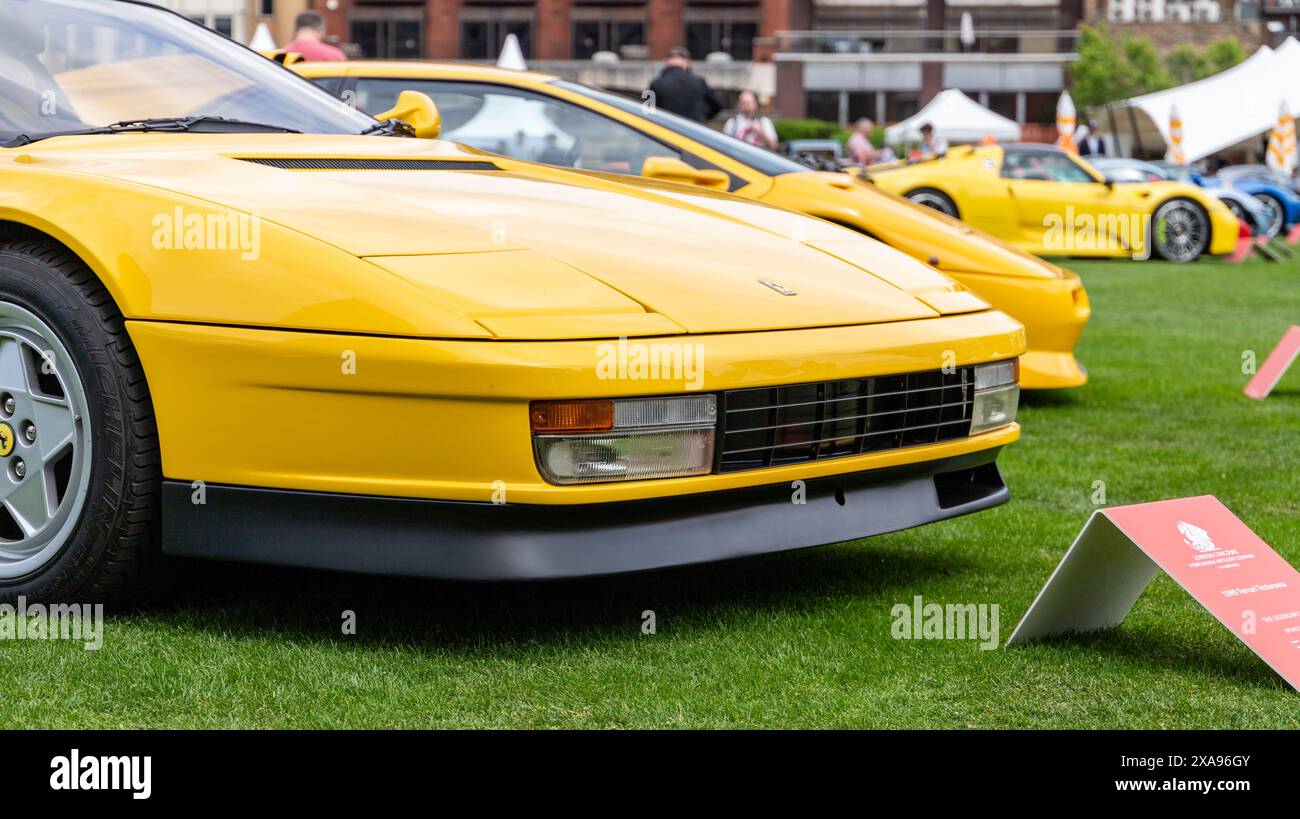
left=0, top=422, right=12, bottom=457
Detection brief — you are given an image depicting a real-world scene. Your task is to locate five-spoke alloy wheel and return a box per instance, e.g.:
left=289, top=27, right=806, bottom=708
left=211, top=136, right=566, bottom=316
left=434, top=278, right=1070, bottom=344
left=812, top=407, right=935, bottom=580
left=0, top=239, right=159, bottom=603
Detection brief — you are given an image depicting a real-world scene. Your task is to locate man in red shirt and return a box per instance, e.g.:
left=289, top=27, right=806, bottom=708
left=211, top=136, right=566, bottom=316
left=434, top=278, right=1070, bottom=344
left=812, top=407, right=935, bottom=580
left=282, top=11, right=346, bottom=62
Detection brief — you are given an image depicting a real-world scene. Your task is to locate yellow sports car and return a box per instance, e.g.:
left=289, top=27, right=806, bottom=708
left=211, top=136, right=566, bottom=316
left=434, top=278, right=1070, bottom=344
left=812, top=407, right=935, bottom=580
left=293, top=60, right=1088, bottom=390
left=867, top=144, right=1239, bottom=263
left=0, top=0, right=1024, bottom=600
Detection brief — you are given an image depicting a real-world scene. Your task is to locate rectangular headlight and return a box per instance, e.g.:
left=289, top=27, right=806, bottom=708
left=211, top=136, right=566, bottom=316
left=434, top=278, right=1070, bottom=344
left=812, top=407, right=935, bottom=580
left=531, top=396, right=716, bottom=484
left=970, top=359, right=1019, bottom=435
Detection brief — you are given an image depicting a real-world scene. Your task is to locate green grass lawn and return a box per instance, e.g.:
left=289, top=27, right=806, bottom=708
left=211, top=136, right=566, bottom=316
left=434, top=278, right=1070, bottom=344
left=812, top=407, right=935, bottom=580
left=4, top=256, right=1299, bottom=729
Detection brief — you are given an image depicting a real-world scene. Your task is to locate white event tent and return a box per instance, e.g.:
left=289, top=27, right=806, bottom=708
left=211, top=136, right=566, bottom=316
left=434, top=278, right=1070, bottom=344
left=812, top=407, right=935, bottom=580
left=1101, top=37, right=1300, bottom=162
left=884, top=89, right=1022, bottom=146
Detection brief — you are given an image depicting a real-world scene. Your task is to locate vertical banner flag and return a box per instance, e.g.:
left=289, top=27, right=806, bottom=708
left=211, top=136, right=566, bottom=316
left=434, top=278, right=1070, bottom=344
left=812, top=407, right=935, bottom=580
left=1266, top=101, right=1297, bottom=175
left=1166, top=104, right=1186, bottom=165
left=1055, top=91, right=1077, bottom=154
left=1244, top=325, right=1300, bottom=399
left=1008, top=496, right=1300, bottom=692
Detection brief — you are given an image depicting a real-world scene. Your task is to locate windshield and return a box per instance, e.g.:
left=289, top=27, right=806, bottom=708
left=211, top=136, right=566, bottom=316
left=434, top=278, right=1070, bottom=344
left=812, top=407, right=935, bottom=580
left=553, top=80, right=809, bottom=177
left=0, top=0, right=374, bottom=143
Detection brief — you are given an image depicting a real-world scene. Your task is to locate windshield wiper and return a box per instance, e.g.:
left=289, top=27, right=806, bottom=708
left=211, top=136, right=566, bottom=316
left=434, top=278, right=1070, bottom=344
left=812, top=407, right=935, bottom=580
left=358, top=119, right=414, bottom=137
left=4, top=116, right=302, bottom=147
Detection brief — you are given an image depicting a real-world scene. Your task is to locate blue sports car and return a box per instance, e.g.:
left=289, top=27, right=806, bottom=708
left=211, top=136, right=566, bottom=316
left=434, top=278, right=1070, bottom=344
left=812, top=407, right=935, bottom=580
left=1150, top=162, right=1300, bottom=239
left=1211, top=165, right=1300, bottom=238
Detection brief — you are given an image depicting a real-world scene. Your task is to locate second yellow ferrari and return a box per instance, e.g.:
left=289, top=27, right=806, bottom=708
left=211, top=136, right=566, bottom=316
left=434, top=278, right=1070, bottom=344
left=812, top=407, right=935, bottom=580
left=867, top=143, right=1238, bottom=264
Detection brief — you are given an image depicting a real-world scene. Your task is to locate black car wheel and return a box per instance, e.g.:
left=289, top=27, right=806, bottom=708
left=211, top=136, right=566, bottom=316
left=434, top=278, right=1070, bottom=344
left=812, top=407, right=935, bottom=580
left=1252, top=192, right=1285, bottom=239
left=0, top=239, right=160, bottom=604
left=905, top=188, right=960, bottom=219
left=1151, top=198, right=1209, bottom=263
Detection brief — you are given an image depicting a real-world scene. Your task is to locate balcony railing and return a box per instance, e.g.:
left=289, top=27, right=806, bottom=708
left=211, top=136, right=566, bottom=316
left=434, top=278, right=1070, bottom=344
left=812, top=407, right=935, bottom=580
left=763, top=29, right=1081, bottom=56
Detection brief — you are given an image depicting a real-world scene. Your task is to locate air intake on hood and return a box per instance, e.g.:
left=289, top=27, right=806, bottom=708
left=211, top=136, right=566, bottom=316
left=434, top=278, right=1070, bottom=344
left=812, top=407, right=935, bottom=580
left=238, top=157, right=500, bottom=171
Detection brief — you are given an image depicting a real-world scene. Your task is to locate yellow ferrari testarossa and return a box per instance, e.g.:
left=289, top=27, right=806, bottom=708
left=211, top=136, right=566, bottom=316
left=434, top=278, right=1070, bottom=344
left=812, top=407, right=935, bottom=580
left=867, top=143, right=1239, bottom=264
left=0, top=0, right=1025, bottom=600
left=291, top=60, right=1090, bottom=390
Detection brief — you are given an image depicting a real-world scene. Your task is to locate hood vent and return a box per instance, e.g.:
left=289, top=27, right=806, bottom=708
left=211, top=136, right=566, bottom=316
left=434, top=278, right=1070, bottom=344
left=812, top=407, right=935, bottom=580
left=238, top=157, right=500, bottom=171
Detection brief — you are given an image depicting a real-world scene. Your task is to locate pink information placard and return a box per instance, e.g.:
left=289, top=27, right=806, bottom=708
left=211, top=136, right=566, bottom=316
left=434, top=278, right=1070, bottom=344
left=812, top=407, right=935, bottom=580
left=1245, top=325, right=1300, bottom=400
left=1008, top=496, right=1300, bottom=692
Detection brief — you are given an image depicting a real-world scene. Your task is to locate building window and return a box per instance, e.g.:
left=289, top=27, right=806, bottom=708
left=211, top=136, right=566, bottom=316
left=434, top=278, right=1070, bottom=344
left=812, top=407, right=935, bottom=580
left=986, top=92, right=1016, bottom=122
left=260, top=0, right=273, bottom=18
left=213, top=15, right=233, bottom=38
left=1024, top=92, right=1056, bottom=124
left=847, top=92, right=876, bottom=123
left=351, top=15, right=424, bottom=59
left=805, top=92, right=839, bottom=123
left=459, top=14, right=532, bottom=60
left=572, top=19, right=645, bottom=59
left=684, top=19, right=757, bottom=61
left=885, top=92, right=920, bottom=122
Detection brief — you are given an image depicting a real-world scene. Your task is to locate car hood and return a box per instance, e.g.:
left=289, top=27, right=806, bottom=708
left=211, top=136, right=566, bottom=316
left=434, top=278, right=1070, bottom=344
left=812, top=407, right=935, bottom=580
left=24, top=134, right=973, bottom=337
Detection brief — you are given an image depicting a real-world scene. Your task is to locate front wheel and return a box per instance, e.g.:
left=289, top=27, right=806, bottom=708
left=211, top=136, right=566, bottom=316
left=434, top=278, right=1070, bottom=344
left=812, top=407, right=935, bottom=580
left=1151, top=198, right=1209, bottom=263
left=1251, top=192, right=1285, bottom=239
left=0, top=240, right=160, bottom=603
left=1222, top=197, right=1248, bottom=224
left=904, top=188, right=959, bottom=219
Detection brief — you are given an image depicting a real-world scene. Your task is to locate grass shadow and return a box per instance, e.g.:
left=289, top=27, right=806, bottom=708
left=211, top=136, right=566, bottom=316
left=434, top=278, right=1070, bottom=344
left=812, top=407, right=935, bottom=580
left=1033, top=624, right=1286, bottom=692
left=126, top=542, right=978, bottom=652
left=1019, top=389, right=1082, bottom=408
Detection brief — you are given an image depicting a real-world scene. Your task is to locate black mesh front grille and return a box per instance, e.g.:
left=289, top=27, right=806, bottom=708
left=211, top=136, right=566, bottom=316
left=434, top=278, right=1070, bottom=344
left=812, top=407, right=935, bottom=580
left=238, top=158, right=499, bottom=171
left=717, top=367, right=974, bottom=473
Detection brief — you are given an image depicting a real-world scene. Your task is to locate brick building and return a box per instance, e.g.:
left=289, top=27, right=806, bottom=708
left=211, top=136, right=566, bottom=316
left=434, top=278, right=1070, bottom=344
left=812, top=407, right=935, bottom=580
left=298, top=0, right=799, bottom=61
left=249, top=1, right=1102, bottom=124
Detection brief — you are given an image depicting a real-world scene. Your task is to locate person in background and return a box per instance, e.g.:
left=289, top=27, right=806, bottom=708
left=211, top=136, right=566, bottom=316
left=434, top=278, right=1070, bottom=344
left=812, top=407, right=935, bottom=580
left=283, top=11, right=347, bottom=62
left=1078, top=120, right=1106, bottom=156
left=918, top=122, right=948, bottom=159
left=723, top=91, right=777, bottom=149
left=846, top=118, right=881, bottom=165
left=647, top=47, right=721, bottom=123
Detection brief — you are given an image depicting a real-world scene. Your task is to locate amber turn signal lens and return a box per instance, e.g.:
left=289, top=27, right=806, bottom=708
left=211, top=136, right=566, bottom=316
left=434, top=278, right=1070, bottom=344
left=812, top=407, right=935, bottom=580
left=529, top=400, right=615, bottom=432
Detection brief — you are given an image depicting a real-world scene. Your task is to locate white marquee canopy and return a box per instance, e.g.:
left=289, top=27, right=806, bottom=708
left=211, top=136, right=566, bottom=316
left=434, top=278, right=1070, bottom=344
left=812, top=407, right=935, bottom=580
left=1104, top=37, right=1300, bottom=162
left=884, top=88, right=1022, bottom=145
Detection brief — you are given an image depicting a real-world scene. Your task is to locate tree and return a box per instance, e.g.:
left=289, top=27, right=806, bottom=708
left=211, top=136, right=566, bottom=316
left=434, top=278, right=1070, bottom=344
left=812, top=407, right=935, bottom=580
left=1068, top=26, right=1133, bottom=109
left=1202, top=37, right=1248, bottom=76
left=1123, top=36, right=1174, bottom=95
left=1068, top=26, right=1248, bottom=107
left=1068, top=26, right=1169, bottom=108
left=1165, top=44, right=1206, bottom=86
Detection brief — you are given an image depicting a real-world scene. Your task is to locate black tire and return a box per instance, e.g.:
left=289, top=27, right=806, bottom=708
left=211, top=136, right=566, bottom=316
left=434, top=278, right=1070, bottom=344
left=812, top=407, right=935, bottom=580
left=904, top=187, right=960, bottom=219
left=1222, top=197, right=1247, bottom=223
left=0, top=240, right=160, bottom=604
left=1251, top=192, right=1285, bottom=239
left=1151, top=197, right=1210, bottom=263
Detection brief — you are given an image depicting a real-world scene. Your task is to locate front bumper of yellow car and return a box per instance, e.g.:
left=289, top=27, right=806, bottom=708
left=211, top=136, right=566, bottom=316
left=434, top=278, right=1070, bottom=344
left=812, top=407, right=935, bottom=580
left=944, top=271, right=1090, bottom=390
left=1208, top=207, right=1240, bottom=256
left=128, top=310, right=1025, bottom=579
